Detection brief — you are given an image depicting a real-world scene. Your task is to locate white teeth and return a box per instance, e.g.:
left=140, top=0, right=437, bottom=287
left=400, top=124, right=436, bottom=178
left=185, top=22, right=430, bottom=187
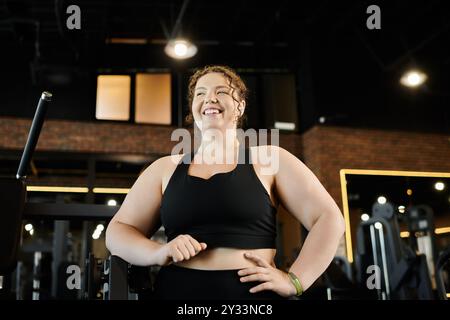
left=204, top=109, right=220, bottom=115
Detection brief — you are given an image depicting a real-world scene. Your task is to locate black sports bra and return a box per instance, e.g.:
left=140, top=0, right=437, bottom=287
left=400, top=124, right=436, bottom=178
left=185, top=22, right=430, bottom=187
left=160, top=147, right=278, bottom=249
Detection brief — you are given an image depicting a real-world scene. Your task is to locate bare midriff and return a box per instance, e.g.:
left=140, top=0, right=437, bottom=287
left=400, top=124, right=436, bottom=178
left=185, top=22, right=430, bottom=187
left=173, top=247, right=276, bottom=270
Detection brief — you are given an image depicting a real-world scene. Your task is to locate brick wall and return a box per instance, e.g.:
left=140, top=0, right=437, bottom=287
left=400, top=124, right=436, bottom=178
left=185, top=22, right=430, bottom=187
left=2, top=116, right=449, bottom=216
left=0, top=117, right=177, bottom=155
left=0, top=117, right=304, bottom=156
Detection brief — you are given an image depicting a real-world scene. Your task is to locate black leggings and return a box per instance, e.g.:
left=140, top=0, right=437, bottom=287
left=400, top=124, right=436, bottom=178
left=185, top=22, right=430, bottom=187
left=152, top=264, right=286, bottom=300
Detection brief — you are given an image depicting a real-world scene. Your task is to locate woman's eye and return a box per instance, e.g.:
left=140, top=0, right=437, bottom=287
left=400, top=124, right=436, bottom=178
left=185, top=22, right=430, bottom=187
left=217, top=91, right=228, bottom=95
left=196, top=92, right=205, bottom=96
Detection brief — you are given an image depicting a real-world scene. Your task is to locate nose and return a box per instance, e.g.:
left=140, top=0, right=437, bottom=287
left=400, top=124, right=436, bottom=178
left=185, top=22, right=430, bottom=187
left=204, top=91, right=218, bottom=104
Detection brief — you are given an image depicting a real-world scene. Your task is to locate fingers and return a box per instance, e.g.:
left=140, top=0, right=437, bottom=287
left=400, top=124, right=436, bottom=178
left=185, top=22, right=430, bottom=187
left=240, top=273, right=271, bottom=283
left=171, top=245, right=188, bottom=262
left=183, top=239, right=197, bottom=257
left=185, top=235, right=205, bottom=253
left=172, top=248, right=184, bottom=262
left=237, top=266, right=268, bottom=276
left=237, top=256, right=274, bottom=293
left=243, top=252, right=271, bottom=268
left=237, top=254, right=290, bottom=296
left=238, top=266, right=270, bottom=283
left=170, top=234, right=207, bottom=262
left=174, top=236, right=193, bottom=260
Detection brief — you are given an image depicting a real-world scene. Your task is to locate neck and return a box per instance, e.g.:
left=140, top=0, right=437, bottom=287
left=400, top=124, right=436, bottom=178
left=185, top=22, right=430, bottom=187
left=196, top=135, right=240, bottom=165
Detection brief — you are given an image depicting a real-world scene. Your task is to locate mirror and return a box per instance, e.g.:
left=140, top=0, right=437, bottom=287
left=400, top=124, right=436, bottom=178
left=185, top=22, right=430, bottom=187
left=340, top=169, right=450, bottom=264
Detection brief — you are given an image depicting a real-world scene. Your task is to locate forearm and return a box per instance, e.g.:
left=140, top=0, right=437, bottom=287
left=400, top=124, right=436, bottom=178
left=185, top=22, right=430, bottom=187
left=288, top=212, right=345, bottom=292
left=105, top=221, right=164, bottom=266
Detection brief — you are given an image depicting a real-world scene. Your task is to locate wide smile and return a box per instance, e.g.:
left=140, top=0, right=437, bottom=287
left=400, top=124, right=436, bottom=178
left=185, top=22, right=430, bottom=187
left=202, top=108, right=223, bottom=116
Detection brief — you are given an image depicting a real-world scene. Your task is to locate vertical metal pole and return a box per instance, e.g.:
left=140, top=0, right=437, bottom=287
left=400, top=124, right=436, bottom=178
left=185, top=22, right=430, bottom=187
left=81, top=157, right=96, bottom=299
left=52, top=220, right=69, bottom=298
left=369, top=225, right=382, bottom=300
left=15, top=262, right=23, bottom=300
left=108, top=256, right=129, bottom=300
left=377, top=225, right=391, bottom=299
left=32, top=251, right=42, bottom=300
left=177, top=72, right=183, bottom=127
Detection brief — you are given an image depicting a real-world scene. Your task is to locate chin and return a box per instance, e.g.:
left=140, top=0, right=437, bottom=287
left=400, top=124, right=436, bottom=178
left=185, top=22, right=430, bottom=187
left=194, top=118, right=234, bottom=132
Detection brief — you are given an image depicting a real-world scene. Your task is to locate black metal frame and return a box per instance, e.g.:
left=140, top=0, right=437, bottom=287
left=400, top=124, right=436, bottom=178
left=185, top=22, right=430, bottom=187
left=436, top=247, right=450, bottom=300
left=23, top=203, right=117, bottom=220
left=106, top=255, right=130, bottom=300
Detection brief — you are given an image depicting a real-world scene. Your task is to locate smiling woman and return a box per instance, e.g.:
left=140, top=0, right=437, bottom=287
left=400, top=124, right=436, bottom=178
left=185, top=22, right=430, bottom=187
left=185, top=65, right=248, bottom=129
left=105, top=65, right=346, bottom=300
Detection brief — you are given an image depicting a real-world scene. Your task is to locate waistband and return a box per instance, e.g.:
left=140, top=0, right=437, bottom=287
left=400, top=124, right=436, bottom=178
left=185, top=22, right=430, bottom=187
left=161, top=264, right=242, bottom=273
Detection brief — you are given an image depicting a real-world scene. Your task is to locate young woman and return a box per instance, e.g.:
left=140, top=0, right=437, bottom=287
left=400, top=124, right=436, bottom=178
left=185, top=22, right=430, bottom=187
left=105, top=65, right=345, bottom=300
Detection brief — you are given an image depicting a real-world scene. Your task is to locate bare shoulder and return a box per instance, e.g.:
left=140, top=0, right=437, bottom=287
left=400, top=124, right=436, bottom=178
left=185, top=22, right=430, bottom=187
left=142, top=154, right=183, bottom=173
left=250, top=145, right=308, bottom=179
left=156, top=154, right=185, bottom=193
left=137, top=154, right=183, bottom=186
left=249, top=145, right=292, bottom=168
left=249, top=145, right=281, bottom=163
left=249, top=145, right=283, bottom=176
left=154, top=154, right=185, bottom=169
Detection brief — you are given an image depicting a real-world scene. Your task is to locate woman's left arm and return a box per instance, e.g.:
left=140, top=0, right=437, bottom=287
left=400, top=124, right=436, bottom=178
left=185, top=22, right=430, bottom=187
left=239, top=145, right=345, bottom=297
left=274, top=146, right=346, bottom=292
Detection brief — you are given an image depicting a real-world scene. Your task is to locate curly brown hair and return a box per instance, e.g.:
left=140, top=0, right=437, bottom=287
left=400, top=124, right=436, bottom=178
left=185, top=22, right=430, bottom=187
left=185, top=65, right=248, bottom=128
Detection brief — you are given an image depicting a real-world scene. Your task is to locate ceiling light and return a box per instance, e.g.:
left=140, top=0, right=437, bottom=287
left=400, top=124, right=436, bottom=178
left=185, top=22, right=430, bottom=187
left=374, top=222, right=383, bottom=230
left=274, top=122, right=296, bottom=130
left=435, top=227, right=450, bottom=234
left=165, top=39, right=197, bottom=59
left=377, top=196, right=387, bottom=204
left=434, top=181, right=445, bottom=191
left=400, top=231, right=410, bottom=238
left=93, top=187, right=129, bottom=194
left=361, top=213, right=370, bottom=221
left=400, top=70, right=428, bottom=88
left=92, top=231, right=100, bottom=240
left=27, top=186, right=89, bottom=193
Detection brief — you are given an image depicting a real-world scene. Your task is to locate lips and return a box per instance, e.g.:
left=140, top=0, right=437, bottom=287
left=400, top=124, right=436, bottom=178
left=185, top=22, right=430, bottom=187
left=202, top=107, right=223, bottom=115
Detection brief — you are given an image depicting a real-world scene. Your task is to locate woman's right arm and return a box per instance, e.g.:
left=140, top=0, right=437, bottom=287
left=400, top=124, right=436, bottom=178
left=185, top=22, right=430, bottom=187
left=105, top=157, right=167, bottom=266
left=105, top=156, right=207, bottom=266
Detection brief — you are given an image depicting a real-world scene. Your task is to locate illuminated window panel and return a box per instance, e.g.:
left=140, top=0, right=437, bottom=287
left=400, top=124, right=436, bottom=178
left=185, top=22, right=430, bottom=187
left=96, top=75, right=131, bottom=121
left=135, top=73, right=171, bottom=125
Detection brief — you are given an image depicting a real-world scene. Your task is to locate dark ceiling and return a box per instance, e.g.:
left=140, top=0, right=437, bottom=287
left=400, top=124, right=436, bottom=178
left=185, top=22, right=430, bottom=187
left=1, top=0, right=449, bottom=134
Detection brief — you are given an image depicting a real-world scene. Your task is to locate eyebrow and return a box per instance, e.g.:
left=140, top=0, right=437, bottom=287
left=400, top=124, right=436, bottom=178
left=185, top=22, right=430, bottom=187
left=195, top=85, right=231, bottom=91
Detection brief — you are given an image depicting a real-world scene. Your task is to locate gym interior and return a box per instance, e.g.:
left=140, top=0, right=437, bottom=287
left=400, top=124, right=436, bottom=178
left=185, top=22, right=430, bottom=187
left=0, top=1, right=449, bottom=301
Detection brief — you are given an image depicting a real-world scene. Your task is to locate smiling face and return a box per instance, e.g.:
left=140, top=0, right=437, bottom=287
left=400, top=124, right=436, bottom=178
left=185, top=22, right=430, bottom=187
left=191, top=72, right=246, bottom=132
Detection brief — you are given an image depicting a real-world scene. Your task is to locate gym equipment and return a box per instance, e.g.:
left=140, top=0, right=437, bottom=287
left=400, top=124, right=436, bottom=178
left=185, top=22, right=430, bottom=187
left=0, top=92, right=118, bottom=299
left=88, top=255, right=154, bottom=300
left=0, top=92, right=52, bottom=275
left=436, top=246, right=450, bottom=300
left=406, top=205, right=438, bottom=289
left=355, top=202, right=434, bottom=299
